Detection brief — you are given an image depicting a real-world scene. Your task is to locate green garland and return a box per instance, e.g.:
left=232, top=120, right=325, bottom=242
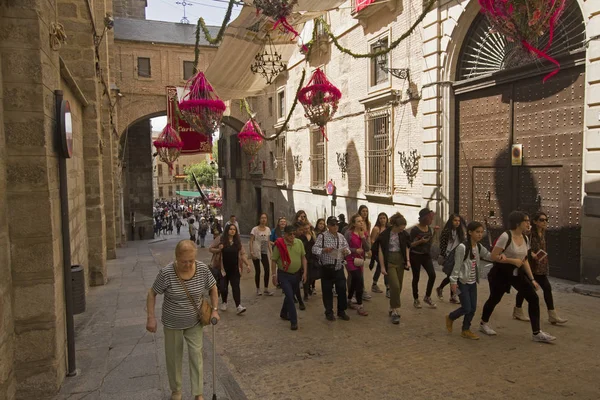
left=193, top=0, right=237, bottom=71
left=241, top=68, right=306, bottom=141
left=318, top=0, right=436, bottom=59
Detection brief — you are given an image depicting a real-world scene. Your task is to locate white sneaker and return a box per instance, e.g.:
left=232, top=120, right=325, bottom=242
left=532, top=330, right=556, bottom=343
left=362, top=292, right=372, bottom=301
left=351, top=297, right=358, bottom=304
left=236, top=305, right=247, bottom=315
left=479, top=323, right=497, bottom=336
left=220, top=302, right=227, bottom=311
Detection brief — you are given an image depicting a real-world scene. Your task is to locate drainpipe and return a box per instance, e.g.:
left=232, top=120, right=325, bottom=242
left=55, top=90, right=77, bottom=377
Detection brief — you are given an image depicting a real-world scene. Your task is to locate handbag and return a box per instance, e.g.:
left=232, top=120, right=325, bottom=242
left=353, top=257, right=365, bottom=267
left=175, top=267, right=212, bottom=326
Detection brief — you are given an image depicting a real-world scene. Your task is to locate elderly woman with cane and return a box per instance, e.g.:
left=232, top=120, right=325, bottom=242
left=146, top=240, right=220, bottom=400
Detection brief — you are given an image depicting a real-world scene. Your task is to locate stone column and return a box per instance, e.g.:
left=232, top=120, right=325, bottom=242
left=581, top=0, right=600, bottom=283
left=1, top=0, right=67, bottom=396
left=0, top=45, right=16, bottom=400
left=58, top=0, right=107, bottom=285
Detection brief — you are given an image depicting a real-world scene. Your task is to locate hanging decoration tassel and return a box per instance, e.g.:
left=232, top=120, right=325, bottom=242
left=178, top=72, right=226, bottom=136
left=153, top=124, right=184, bottom=171
left=478, top=0, right=566, bottom=81
left=297, top=68, right=342, bottom=141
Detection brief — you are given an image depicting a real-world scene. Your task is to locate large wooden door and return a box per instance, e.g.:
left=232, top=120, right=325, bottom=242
left=455, top=66, right=585, bottom=281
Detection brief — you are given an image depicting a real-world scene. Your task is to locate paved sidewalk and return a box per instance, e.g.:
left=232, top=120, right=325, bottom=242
left=53, top=237, right=246, bottom=400
left=56, top=234, right=600, bottom=400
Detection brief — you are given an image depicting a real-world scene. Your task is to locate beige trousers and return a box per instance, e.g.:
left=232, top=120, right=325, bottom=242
left=164, top=324, right=204, bottom=396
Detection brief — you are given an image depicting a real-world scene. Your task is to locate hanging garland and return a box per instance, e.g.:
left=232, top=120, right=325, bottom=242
left=479, top=0, right=566, bottom=81
left=318, top=0, right=436, bottom=59
left=193, top=0, right=238, bottom=70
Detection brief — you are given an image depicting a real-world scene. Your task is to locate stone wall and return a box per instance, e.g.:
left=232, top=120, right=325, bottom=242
left=113, top=0, right=146, bottom=19
left=0, top=45, right=16, bottom=400
left=124, top=119, right=154, bottom=240
left=62, top=83, right=90, bottom=280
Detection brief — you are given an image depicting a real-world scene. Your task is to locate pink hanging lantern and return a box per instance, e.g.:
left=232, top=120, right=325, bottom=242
left=238, top=118, right=264, bottom=159
left=253, top=0, right=300, bottom=38
left=479, top=0, right=566, bottom=81
left=153, top=124, right=184, bottom=170
left=297, top=68, right=342, bottom=141
left=178, top=72, right=226, bottom=136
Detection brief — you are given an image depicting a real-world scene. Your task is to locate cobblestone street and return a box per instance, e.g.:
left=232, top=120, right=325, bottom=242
left=57, top=234, right=600, bottom=400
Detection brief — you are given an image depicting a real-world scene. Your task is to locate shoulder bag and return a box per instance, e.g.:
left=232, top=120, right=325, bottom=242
left=175, top=266, right=212, bottom=326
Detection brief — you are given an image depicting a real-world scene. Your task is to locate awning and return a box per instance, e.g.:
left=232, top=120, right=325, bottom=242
left=205, top=0, right=346, bottom=100
left=176, top=190, right=202, bottom=197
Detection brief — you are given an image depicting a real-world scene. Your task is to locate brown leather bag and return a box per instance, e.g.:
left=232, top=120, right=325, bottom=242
left=175, top=268, right=211, bottom=326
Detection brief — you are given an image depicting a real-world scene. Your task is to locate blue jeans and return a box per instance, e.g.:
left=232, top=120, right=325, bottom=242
left=449, top=282, right=477, bottom=331
left=278, top=270, right=298, bottom=324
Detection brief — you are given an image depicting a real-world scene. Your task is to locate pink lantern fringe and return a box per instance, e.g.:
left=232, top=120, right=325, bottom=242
left=298, top=68, right=342, bottom=141
left=178, top=72, right=226, bottom=136
left=153, top=124, right=184, bottom=171
left=239, top=119, right=264, bottom=160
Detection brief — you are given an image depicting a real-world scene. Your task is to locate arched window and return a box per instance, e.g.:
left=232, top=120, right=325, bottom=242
left=457, top=0, right=585, bottom=81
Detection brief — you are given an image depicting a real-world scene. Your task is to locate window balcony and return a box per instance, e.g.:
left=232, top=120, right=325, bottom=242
left=351, top=0, right=400, bottom=20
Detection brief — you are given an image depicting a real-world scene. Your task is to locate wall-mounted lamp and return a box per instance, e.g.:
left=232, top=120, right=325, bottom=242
left=398, top=149, right=420, bottom=186
left=336, top=152, right=348, bottom=179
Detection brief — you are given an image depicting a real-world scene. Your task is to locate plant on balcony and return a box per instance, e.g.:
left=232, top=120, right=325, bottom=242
left=239, top=118, right=264, bottom=160
left=479, top=0, right=566, bottom=81
left=178, top=72, right=226, bottom=136
left=297, top=68, right=341, bottom=141
left=153, top=125, right=184, bottom=171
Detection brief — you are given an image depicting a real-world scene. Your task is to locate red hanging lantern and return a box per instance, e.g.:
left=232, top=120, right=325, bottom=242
left=153, top=124, right=184, bottom=170
left=238, top=118, right=264, bottom=160
left=297, top=68, right=342, bottom=141
left=479, top=0, right=566, bottom=81
left=253, top=0, right=300, bottom=38
left=178, top=72, right=226, bottom=136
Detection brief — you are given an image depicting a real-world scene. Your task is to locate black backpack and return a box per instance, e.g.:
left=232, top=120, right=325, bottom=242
left=442, top=242, right=482, bottom=276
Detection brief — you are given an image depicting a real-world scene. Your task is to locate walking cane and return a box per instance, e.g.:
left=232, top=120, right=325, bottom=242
left=211, top=317, right=218, bottom=400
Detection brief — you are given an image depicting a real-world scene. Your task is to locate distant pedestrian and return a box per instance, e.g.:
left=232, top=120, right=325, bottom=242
left=198, top=218, right=209, bottom=248
left=370, top=212, right=389, bottom=295
left=313, top=216, right=351, bottom=322
left=250, top=213, right=273, bottom=296
left=445, top=221, right=493, bottom=340
left=377, top=212, right=410, bottom=324
left=513, top=211, right=567, bottom=325
left=272, top=225, right=307, bottom=331
left=337, top=214, right=348, bottom=235
left=345, top=213, right=370, bottom=316
left=188, top=218, right=197, bottom=243
left=146, top=240, right=219, bottom=400
left=224, top=215, right=239, bottom=233
left=409, top=208, right=439, bottom=309
left=208, top=226, right=223, bottom=302
left=436, top=214, right=467, bottom=303
left=176, top=218, right=182, bottom=235
left=270, top=216, right=287, bottom=244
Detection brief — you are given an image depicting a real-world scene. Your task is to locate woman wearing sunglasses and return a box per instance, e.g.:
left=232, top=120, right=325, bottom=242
left=513, top=211, right=567, bottom=325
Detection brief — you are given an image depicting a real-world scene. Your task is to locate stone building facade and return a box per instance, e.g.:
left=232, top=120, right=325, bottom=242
left=0, top=0, right=217, bottom=398
left=219, top=0, right=600, bottom=283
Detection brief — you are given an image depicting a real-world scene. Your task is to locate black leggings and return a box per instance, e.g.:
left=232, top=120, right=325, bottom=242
left=253, top=254, right=270, bottom=289
left=438, top=276, right=451, bottom=291
left=516, top=274, right=554, bottom=310
left=482, top=272, right=541, bottom=333
left=348, top=269, right=364, bottom=306
left=222, top=267, right=241, bottom=307
left=410, top=253, right=436, bottom=299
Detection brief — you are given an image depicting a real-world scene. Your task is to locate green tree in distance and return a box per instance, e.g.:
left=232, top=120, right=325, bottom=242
left=184, top=161, right=216, bottom=188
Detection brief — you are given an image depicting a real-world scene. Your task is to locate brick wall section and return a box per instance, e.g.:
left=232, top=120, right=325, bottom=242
left=0, top=45, right=16, bottom=400
left=582, top=0, right=600, bottom=282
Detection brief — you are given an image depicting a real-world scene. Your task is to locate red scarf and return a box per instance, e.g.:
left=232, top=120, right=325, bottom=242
left=274, top=237, right=292, bottom=272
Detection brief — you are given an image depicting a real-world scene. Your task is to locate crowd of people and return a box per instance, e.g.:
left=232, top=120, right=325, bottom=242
left=146, top=206, right=568, bottom=399
left=205, top=207, right=566, bottom=341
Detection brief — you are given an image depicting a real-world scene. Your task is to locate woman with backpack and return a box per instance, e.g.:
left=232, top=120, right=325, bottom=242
left=445, top=221, right=494, bottom=340
left=436, top=214, right=466, bottom=303
left=479, top=211, right=557, bottom=343
left=513, top=211, right=567, bottom=325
